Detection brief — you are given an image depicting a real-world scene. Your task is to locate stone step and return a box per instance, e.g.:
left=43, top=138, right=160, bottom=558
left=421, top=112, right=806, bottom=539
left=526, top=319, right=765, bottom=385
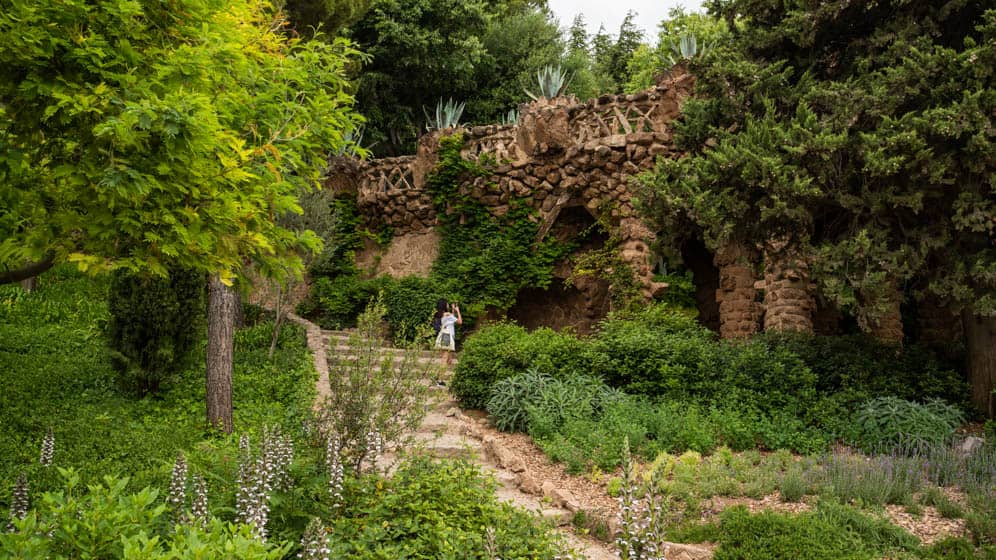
left=494, top=486, right=572, bottom=527
left=328, top=349, right=451, bottom=366
left=413, top=433, right=481, bottom=460
left=326, top=341, right=441, bottom=357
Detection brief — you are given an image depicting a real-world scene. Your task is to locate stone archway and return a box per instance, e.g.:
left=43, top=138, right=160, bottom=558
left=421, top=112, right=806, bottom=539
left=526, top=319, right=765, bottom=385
left=681, top=238, right=720, bottom=333
left=507, top=205, right=611, bottom=334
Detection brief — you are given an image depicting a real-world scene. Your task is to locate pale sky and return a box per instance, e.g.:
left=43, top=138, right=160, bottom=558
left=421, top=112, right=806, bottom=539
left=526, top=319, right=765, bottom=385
left=548, top=0, right=706, bottom=43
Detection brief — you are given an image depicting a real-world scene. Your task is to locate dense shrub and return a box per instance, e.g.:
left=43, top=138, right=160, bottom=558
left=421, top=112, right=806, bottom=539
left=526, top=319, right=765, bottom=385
left=0, top=471, right=286, bottom=559
left=757, top=332, right=969, bottom=409
left=451, top=323, right=592, bottom=409
left=329, top=457, right=573, bottom=559
left=850, top=397, right=964, bottom=452
left=381, top=275, right=445, bottom=342
left=106, top=267, right=205, bottom=394
left=296, top=274, right=389, bottom=330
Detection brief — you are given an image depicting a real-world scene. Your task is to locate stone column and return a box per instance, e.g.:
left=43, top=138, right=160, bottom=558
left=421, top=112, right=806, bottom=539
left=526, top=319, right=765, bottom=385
left=858, top=285, right=904, bottom=345
left=762, top=240, right=815, bottom=333
left=617, top=218, right=667, bottom=301
left=714, top=241, right=761, bottom=338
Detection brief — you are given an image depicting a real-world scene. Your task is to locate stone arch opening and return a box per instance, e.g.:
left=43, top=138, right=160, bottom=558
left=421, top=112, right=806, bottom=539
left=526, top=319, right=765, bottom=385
left=680, top=238, right=721, bottom=333
left=506, top=205, right=611, bottom=334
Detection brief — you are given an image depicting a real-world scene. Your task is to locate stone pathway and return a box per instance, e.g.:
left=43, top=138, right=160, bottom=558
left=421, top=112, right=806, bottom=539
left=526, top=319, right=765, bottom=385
left=290, top=313, right=617, bottom=559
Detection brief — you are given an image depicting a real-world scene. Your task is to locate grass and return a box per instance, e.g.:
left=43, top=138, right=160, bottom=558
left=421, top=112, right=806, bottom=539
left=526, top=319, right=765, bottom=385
left=0, top=268, right=316, bottom=501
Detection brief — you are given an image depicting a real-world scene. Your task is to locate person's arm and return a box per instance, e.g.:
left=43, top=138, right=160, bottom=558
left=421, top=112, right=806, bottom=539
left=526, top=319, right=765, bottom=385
left=454, top=303, right=462, bottom=325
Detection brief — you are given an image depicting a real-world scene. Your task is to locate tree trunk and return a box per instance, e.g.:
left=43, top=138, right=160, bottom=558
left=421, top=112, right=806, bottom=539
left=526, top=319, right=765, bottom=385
left=20, top=276, right=38, bottom=292
left=206, top=276, right=235, bottom=433
left=268, top=285, right=283, bottom=361
left=963, top=311, right=996, bottom=418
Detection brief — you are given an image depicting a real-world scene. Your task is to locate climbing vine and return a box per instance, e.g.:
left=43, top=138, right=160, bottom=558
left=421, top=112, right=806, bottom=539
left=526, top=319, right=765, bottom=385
left=428, top=133, right=575, bottom=313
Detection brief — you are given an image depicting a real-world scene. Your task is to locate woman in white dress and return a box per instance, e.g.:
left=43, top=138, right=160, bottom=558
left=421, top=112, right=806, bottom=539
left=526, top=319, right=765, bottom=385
left=433, top=300, right=462, bottom=365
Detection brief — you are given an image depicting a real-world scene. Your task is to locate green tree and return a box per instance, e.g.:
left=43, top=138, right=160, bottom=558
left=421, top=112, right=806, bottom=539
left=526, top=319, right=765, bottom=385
left=639, top=1, right=995, bottom=416
left=0, top=0, right=362, bottom=429
left=347, top=0, right=490, bottom=154
left=624, top=7, right=732, bottom=93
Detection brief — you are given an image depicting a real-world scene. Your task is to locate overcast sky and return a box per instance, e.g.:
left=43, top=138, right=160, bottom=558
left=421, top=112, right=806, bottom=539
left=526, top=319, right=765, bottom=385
left=547, top=0, right=706, bottom=43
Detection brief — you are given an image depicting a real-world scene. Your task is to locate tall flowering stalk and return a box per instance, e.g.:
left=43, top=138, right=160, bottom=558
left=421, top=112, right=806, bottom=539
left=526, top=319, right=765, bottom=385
left=39, top=428, right=54, bottom=467
left=327, top=434, right=344, bottom=508
left=190, top=474, right=209, bottom=528
left=6, top=472, right=29, bottom=532
left=616, top=438, right=668, bottom=560
left=237, top=426, right=295, bottom=541
left=363, top=429, right=383, bottom=474
left=168, top=453, right=189, bottom=524
left=298, top=517, right=331, bottom=560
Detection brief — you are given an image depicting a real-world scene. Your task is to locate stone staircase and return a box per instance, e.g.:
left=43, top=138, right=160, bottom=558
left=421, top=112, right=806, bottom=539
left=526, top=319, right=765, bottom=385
left=318, top=327, right=616, bottom=560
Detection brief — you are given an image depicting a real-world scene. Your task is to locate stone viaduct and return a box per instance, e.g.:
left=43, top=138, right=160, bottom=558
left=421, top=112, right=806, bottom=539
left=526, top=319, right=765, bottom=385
left=326, top=68, right=958, bottom=345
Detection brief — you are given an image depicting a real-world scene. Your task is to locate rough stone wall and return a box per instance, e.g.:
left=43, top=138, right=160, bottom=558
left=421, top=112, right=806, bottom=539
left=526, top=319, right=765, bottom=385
left=349, top=69, right=695, bottom=303
left=762, top=240, right=816, bottom=333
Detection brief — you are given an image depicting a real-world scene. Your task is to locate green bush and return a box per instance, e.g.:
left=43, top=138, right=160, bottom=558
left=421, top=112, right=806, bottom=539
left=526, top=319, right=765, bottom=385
left=106, top=267, right=205, bottom=394
left=757, top=332, right=969, bottom=409
left=850, top=397, right=964, bottom=452
left=0, top=470, right=287, bottom=559
left=296, top=274, right=389, bottom=330
left=381, top=275, right=445, bottom=342
left=329, top=457, right=574, bottom=559
left=713, top=501, right=919, bottom=560
left=450, top=323, right=591, bottom=409
left=487, top=369, right=555, bottom=432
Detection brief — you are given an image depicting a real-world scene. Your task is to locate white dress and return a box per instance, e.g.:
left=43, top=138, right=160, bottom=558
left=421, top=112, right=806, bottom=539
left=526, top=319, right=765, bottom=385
left=434, top=313, right=458, bottom=351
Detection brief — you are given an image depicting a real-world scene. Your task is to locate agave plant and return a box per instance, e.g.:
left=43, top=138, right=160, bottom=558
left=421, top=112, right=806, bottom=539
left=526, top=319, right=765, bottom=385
left=666, top=33, right=710, bottom=66
left=500, top=108, right=519, bottom=126
left=333, top=126, right=365, bottom=157
left=424, top=98, right=465, bottom=131
left=524, top=65, right=573, bottom=100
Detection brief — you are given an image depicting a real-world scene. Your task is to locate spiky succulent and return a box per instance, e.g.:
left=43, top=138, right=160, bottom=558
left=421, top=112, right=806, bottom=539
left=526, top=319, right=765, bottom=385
left=424, top=98, right=465, bottom=131
left=500, top=108, right=519, bottom=126
left=666, top=33, right=710, bottom=66
left=524, top=65, right=572, bottom=100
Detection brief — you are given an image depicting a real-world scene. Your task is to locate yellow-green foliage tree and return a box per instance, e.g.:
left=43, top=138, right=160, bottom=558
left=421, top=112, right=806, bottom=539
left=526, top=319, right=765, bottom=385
left=0, top=0, right=363, bottom=429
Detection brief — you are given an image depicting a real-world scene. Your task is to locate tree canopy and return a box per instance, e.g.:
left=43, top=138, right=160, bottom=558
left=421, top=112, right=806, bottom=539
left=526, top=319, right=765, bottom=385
left=638, top=0, right=995, bottom=414
left=0, top=0, right=363, bottom=283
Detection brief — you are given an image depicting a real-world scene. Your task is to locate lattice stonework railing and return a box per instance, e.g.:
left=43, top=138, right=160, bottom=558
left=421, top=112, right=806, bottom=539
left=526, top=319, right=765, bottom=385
left=360, top=158, right=416, bottom=195
left=572, top=102, right=664, bottom=145
left=462, top=128, right=517, bottom=163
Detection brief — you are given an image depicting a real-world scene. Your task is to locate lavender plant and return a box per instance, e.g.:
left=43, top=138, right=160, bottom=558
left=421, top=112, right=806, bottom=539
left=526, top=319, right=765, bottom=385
left=616, top=438, right=669, bottom=560
left=39, top=427, right=54, bottom=467
left=6, top=472, right=29, bottom=532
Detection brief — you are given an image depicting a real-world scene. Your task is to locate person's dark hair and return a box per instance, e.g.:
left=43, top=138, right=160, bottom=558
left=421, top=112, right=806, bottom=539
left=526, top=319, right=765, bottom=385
left=432, top=298, right=448, bottom=334
left=434, top=298, right=448, bottom=321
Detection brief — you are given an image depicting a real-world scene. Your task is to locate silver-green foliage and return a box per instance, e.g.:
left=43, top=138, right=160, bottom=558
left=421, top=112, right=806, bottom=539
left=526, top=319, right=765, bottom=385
left=424, top=98, right=465, bottom=130
left=666, top=33, right=709, bottom=65
left=500, top=108, right=519, bottom=126
left=524, top=65, right=573, bottom=100
left=486, top=369, right=618, bottom=433
left=852, top=397, right=964, bottom=452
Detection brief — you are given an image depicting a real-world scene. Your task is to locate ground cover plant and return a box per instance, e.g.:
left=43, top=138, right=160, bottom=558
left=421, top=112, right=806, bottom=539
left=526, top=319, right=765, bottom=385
left=1, top=271, right=576, bottom=557
left=0, top=267, right=316, bottom=495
